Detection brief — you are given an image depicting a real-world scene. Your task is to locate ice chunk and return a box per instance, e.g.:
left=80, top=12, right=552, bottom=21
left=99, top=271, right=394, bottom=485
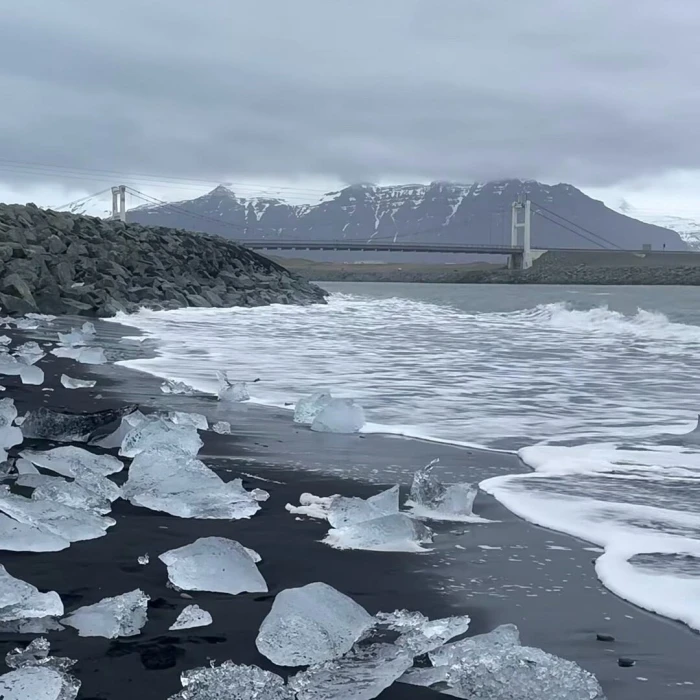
left=407, top=459, right=478, bottom=521
left=165, top=411, right=208, bottom=431
left=159, top=537, right=267, bottom=594
left=169, top=661, right=294, bottom=700
left=324, top=513, right=433, bottom=552
left=289, top=643, right=414, bottom=700
left=0, top=617, right=64, bottom=634
left=62, top=589, right=149, bottom=638
left=122, top=446, right=261, bottom=519
left=294, top=392, right=333, bottom=425
left=0, top=565, right=64, bottom=622
left=50, top=346, right=81, bottom=360
left=429, top=623, right=521, bottom=666
left=0, top=399, right=23, bottom=458
left=169, top=604, right=213, bottom=631
left=60, top=374, right=96, bottom=389
left=217, top=371, right=250, bottom=402
left=6, top=637, right=75, bottom=672
left=0, top=513, right=70, bottom=552
left=14, top=318, right=40, bottom=330
left=160, top=379, right=195, bottom=395
left=0, top=357, right=44, bottom=385
left=20, top=404, right=138, bottom=442
left=14, top=341, right=45, bottom=365
left=256, top=582, right=374, bottom=666
left=76, top=347, right=107, bottom=364
left=0, top=666, right=80, bottom=700
left=311, top=398, right=365, bottom=434
left=375, top=609, right=471, bottom=656
left=0, top=488, right=115, bottom=542
left=89, top=410, right=149, bottom=448
left=14, top=458, right=38, bottom=474
left=57, top=324, right=94, bottom=346
left=21, top=446, right=124, bottom=477
left=32, top=479, right=112, bottom=515
left=137, top=554, right=149, bottom=565
left=327, top=486, right=399, bottom=529
left=285, top=493, right=335, bottom=520
left=212, top=420, right=232, bottom=434
left=119, top=418, right=203, bottom=458
left=0, top=335, right=10, bottom=345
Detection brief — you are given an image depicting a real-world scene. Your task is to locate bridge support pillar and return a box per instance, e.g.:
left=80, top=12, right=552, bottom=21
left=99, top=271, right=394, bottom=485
left=111, top=185, right=126, bottom=222
left=509, top=198, right=532, bottom=270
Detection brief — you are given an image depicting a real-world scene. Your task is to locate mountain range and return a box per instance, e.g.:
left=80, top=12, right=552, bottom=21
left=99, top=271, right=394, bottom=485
left=616, top=200, right=700, bottom=251
left=127, top=180, right=687, bottom=253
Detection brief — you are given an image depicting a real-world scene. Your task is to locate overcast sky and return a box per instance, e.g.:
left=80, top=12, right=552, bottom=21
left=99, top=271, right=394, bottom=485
left=2, top=0, right=700, bottom=219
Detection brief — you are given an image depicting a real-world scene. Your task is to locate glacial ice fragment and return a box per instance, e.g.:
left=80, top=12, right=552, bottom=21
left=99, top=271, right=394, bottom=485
left=20, top=404, right=138, bottom=442
left=408, top=459, right=478, bottom=521
left=0, top=335, right=10, bottom=345
left=0, top=617, right=64, bottom=634
left=138, top=554, right=149, bottom=565
left=0, top=399, right=23, bottom=458
left=76, top=347, right=107, bottom=365
left=6, top=637, right=75, bottom=671
left=0, top=357, right=44, bottom=385
left=375, top=609, right=471, bottom=655
left=256, top=582, right=374, bottom=666
left=169, top=604, right=213, bottom=631
left=428, top=623, right=521, bottom=666
left=310, top=398, right=365, bottom=434
left=62, top=589, right=149, bottom=638
left=119, top=419, right=203, bottom=458
left=217, top=371, right=250, bottom=402
left=60, top=374, right=96, bottom=389
left=122, top=446, right=260, bottom=518
left=89, top=410, right=148, bottom=448
left=21, top=446, right=124, bottom=477
left=14, top=341, right=45, bottom=365
left=169, top=661, right=294, bottom=700
left=327, top=485, right=399, bottom=529
left=289, top=643, right=414, bottom=700
left=324, top=513, right=433, bottom=552
left=0, top=565, right=64, bottom=622
left=294, top=392, right=333, bottom=425
left=32, top=479, right=112, bottom=515
left=160, top=379, right=196, bottom=395
left=212, top=420, right=232, bottom=434
left=0, top=513, right=70, bottom=552
left=14, top=318, right=40, bottom=330
left=165, top=411, right=208, bottom=430
left=0, top=666, right=80, bottom=700
left=159, top=537, right=267, bottom=594
left=57, top=324, right=94, bottom=346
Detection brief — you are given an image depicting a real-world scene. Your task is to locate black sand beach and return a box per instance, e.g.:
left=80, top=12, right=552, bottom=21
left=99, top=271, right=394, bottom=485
left=2, top=318, right=700, bottom=699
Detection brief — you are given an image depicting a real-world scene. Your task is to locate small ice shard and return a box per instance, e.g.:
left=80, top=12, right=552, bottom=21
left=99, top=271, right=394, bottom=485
left=168, top=661, right=294, bottom=700
left=375, top=609, right=471, bottom=656
left=57, top=326, right=92, bottom=346
left=217, top=371, right=250, bottom=402
left=310, top=398, right=365, bottom=434
left=20, top=404, right=138, bottom=442
left=0, top=488, right=115, bottom=542
left=324, top=513, right=433, bottom=552
left=0, top=565, right=64, bottom=622
left=138, top=554, right=149, bottom=565
left=165, top=411, right=208, bottom=431
left=62, top=589, right=149, bottom=638
left=76, top=347, right=107, bottom=365
left=0, top=336, right=10, bottom=345
left=160, top=378, right=196, bottom=395
left=256, top=582, right=374, bottom=667
left=14, top=318, right=40, bottom=330
left=0, top=399, right=23, bottom=457
left=119, top=419, right=203, bottom=458
left=6, top=637, right=75, bottom=671
left=89, top=410, right=148, bottom=448
left=0, top=666, right=81, bottom=700
left=159, top=537, right=267, bottom=594
left=212, top=420, right=232, bottom=434
left=14, top=341, right=45, bottom=365
left=169, top=604, right=213, bottom=631
left=289, top=643, right=414, bottom=700
left=120, top=335, right=147, bottom=346
left=122, top=446, right=260, bottom=518
left=60, top=374, right=96, bottom=389
left=285, top=493, right=336, bottom=520
left=294, top=392, right=333, bottom=425
left=0, top=514, right=70, bottom=552
left=327, top=486, right=399, bottom=529
left=21, top=446, right=124, bottom=477
left=407, top=459, right=478, bottom=521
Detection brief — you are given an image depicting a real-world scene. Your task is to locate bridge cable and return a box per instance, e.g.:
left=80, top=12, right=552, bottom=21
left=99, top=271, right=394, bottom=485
left=533, top=211, right=613, bottom=250
left=50, top=187, right=113, bottom=213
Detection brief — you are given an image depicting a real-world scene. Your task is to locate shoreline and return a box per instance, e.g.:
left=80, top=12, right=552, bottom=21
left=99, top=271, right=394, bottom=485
left=4, top=317, right=700, bottom=697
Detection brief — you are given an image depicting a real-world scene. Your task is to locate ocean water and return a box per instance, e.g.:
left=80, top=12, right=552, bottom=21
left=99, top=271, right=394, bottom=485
left=113, top=283, right=700, bottom=632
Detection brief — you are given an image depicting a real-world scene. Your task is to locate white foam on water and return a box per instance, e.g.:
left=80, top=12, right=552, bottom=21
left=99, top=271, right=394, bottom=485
left=110, top=292, right=700, bottom=630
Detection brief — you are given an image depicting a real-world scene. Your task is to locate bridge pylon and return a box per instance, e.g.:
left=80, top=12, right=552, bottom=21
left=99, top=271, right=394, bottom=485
left=509, top=197, right=533, bottom=270
left=111, top=185, right=126, bottom=222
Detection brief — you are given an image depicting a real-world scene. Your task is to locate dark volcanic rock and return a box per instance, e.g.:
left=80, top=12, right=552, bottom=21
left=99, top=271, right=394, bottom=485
left=0, top=203, right=326, bottom=316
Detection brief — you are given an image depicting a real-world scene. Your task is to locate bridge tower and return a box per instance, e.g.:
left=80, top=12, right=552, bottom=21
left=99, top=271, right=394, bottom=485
left=509, top=197, right=533, bottom=270
left=111, top=185, right=126, bottom=222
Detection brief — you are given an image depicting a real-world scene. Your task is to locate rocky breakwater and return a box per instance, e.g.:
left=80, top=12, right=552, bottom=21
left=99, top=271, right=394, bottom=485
left=0, top=203, right=327, bottom=316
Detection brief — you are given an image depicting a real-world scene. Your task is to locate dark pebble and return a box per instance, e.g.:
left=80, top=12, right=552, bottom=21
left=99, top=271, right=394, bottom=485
left=618, top=657, right=637, bottom=668
left=596, top=633, right=615, bottom=642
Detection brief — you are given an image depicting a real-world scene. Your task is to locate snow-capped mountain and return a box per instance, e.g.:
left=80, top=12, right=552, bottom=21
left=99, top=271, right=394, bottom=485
left=127, top=181, right=686, bottom=252
left=616, top=201, right=700, bottom=250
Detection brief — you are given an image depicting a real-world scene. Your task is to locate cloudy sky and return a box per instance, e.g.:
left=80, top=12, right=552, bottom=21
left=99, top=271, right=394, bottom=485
left=2, top=0, right=700, bottom=221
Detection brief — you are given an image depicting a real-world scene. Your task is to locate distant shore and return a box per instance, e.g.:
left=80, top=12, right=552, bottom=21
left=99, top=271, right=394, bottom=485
left=278, top=250, right=700, bottom=285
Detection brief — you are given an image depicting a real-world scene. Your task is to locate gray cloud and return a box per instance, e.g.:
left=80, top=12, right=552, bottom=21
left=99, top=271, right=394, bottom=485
left=1, top=0, right=700, bottom=192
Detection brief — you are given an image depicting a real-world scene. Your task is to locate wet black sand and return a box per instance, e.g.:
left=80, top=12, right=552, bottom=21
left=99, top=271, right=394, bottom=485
left=2, top=318, right=700, bottom=699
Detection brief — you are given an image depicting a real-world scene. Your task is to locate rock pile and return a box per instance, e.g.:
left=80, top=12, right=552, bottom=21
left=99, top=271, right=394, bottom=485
left=0, top=203, right=327, bottom=316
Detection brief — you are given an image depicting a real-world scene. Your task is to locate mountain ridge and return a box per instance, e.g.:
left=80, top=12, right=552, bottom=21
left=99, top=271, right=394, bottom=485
left=127, top=179, right=686, bottom=252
